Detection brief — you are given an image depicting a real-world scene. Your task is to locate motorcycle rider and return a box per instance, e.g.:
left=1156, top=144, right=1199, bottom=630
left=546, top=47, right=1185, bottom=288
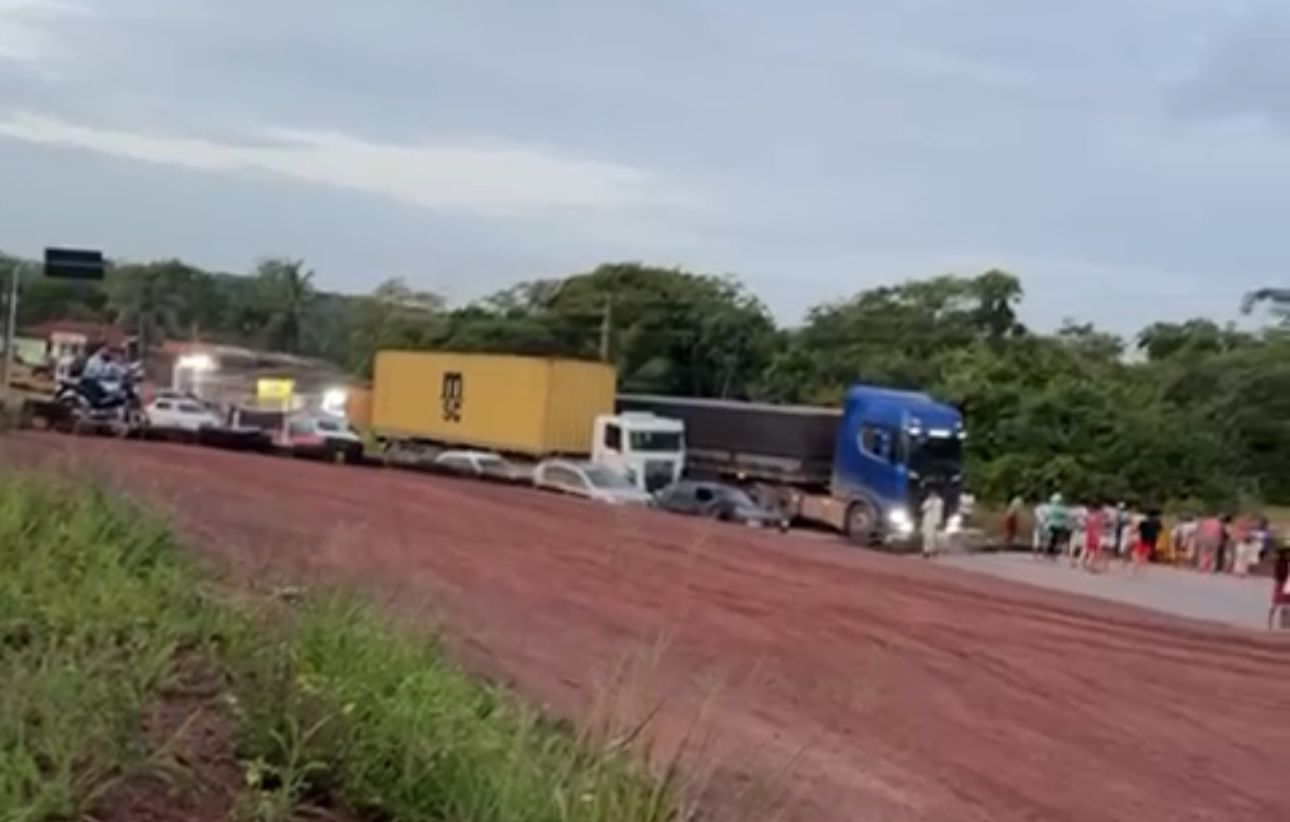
left=79, top=345, right=128, bottom=406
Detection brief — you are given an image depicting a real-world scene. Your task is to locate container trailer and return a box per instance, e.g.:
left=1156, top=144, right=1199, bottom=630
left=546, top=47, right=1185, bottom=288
left=372, top=352, right=684, bottom=491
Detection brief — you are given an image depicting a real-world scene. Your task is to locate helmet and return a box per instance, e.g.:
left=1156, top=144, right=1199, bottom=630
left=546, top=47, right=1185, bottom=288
left=1050, top=493, right=1064, bottom=504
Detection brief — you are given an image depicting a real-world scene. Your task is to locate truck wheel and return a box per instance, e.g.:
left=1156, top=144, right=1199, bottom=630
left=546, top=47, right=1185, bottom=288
left=845, top=502, right=877, bottom=546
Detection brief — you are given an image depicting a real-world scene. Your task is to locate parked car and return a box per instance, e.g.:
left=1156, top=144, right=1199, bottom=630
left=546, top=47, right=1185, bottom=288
left=282, top=415, right=364, bottom=464
left=432, top=450, right=519, bottom=483
left=145, top=396, right=221, bottom=436
left=533, top=459, right=654, bottom=506
left=655, top=480, right=789, bottom=530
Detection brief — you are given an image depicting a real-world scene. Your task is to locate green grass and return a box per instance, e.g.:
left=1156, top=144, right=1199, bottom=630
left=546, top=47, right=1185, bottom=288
left=0, top=477, right=230, bottom=820
left=0, top=474, right=685, bottom=822
left=235, top=599, right=683, bottom=822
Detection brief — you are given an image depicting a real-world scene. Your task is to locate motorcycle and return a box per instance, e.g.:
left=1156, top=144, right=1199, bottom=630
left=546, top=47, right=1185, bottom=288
left=53, top=362, right=147, bottom=437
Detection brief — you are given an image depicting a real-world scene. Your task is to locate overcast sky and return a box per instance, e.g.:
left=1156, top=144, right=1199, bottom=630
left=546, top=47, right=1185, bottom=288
left=0, top=0, right=1286, bottom=332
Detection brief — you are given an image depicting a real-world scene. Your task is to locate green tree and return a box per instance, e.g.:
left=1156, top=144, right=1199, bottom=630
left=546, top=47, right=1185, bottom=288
left=255, top=258, right=316, bottom=353
left=1136, top=319, right=1251, bottom=362
left=106, top=260, right=215, bottom=351
left=343, top=278, right=446, bottom=374
left=762, top=270, right=1027, bottom=402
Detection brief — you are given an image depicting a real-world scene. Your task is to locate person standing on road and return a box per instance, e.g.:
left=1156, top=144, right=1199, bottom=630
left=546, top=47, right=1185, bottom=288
left=1197, top=515, right=1223, bottom=572
left=1068, top=503, right=1088, bottom=567
left=1043, top=493, right=1070, bottom=560
left=1215, top=515, right=1235, bottom=574
left=921, top=491, right=945, bottom=559
left=1173, top=514, right=1197, bottom=567
left=1003, top=495, right=1024, bottom=549
left=1232, top=516, right=1263, bottom=577
left=1269, top=544, right=1290, bottom=630
left=1032, top=498, right=1049, bottom=558
left=1083, top=502, right=1106, bottom=572
left=1134, top=509, right=1162, bottom=573
left=1257, top=516, right=1275, bottom=564
left=1112, top=502, right=1129, bottom=558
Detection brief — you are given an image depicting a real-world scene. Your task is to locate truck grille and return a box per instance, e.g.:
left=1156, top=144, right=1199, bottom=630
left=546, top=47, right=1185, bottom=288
left=644, top=460, right=674, bottom=492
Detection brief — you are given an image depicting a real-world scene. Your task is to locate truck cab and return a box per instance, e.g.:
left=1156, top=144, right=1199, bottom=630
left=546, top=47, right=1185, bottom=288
left=831, top=386, right=964, bottom=544
left=592, top=412, right=685, bottom=493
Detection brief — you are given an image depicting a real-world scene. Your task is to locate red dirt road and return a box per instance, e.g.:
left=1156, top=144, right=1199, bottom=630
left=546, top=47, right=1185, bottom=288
left=5, top=434, right=1288, bottom=821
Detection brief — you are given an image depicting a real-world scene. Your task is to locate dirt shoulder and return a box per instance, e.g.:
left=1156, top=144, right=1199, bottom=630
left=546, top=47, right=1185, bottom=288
left=8, top=434, right=1288, bottom=822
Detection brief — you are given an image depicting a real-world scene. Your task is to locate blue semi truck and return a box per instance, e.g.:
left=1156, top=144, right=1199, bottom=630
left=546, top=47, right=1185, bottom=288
left=617, top=385, right=965, bottom=545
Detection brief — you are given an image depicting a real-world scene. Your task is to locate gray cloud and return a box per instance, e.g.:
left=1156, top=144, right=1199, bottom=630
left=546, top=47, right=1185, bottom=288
left=0, top=0, right=1285, bottom=333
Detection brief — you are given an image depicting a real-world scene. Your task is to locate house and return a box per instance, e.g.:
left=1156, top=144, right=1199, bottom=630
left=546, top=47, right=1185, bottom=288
left=20, top=320, right=132, bottom=362
left=0, top=334, right=49, bottom=366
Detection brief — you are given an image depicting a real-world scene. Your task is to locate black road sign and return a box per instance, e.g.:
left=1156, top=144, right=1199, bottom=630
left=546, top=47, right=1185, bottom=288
left=44, top=247, right=105, bottom=281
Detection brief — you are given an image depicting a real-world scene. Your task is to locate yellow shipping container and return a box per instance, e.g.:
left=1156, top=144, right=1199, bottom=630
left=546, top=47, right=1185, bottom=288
left=345, top=386, right=373, bottom=430
left=372, top=351, right=616, bottom=456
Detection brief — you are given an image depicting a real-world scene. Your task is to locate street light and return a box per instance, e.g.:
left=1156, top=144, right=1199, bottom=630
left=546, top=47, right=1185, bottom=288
left=173, top=352, right=216, bottom=395
left=321, top=387, right=348, bottom=417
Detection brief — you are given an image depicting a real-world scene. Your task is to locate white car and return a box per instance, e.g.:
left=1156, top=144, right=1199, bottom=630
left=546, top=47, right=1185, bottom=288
left=145, top=396, right=221, bottom=433
left=432, top=450, right=519, bottom=482
left=533, top=459, right=655, bottom=506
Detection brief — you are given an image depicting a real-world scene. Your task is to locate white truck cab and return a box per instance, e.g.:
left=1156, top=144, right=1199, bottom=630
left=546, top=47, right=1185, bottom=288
left=592, top=411, right=685, bottom=493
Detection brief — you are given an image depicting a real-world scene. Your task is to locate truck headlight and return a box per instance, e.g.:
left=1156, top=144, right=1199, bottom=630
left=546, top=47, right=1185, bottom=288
left=887, top=508, right=913, bottom=535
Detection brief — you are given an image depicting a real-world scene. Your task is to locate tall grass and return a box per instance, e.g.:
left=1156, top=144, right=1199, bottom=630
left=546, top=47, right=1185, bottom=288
left=235, top=598, right=684, bottom=822
left=0, top=474, right=685, bottom=822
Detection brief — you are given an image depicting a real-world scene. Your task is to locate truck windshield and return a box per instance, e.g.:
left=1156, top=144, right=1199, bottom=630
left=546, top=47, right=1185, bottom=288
left=911, top=436, right=962, bottom=477
left=629, top=431, right=683, bottom=452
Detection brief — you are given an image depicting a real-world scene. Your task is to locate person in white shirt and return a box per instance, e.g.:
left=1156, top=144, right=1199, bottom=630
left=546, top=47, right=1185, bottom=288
left=78, top=346, right=127, bottom=405
left=921, top=492, right=945, bottom=559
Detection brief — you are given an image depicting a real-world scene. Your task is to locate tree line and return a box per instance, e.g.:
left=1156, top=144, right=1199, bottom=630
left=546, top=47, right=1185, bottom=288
left=3, top=252, right=1287, bottom=508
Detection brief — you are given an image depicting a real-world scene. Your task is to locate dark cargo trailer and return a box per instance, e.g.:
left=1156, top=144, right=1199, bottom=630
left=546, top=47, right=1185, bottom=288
left=615, top=394, right=840, bottom=488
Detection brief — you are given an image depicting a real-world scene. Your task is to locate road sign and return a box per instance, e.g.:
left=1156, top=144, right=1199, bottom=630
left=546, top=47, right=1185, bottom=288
left=44, top=247, right=105, bottom=281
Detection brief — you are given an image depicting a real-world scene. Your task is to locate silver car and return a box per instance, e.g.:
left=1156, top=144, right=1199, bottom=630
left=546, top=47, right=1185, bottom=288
left=533, top=459, right=654, bottom=506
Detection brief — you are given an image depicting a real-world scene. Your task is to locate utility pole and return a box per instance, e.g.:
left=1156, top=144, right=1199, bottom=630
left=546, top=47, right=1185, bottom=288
left=1, top=262, right=19, bottom=392
left=598, top=299, right=613, bottom=362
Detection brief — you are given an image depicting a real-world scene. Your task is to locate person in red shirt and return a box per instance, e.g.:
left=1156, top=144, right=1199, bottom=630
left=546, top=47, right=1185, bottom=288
left=1270, top=546, right=1289, bottom=630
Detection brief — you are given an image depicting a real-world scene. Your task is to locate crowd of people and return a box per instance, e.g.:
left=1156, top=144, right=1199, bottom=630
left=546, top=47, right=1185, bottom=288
left=999, top=494, right=1290, bottom=629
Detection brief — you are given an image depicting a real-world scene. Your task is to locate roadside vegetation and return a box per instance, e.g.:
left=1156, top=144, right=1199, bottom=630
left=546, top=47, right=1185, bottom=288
left=0, top=473, right=683, bottom=822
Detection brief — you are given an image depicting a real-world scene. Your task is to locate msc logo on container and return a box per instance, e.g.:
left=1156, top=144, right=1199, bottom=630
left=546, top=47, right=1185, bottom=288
left=440, top=371, right=464, bottom=422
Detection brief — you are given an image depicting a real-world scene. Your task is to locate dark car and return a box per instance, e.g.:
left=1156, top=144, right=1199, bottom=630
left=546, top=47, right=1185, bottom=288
left=655, top=480, right=789, bottom=531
